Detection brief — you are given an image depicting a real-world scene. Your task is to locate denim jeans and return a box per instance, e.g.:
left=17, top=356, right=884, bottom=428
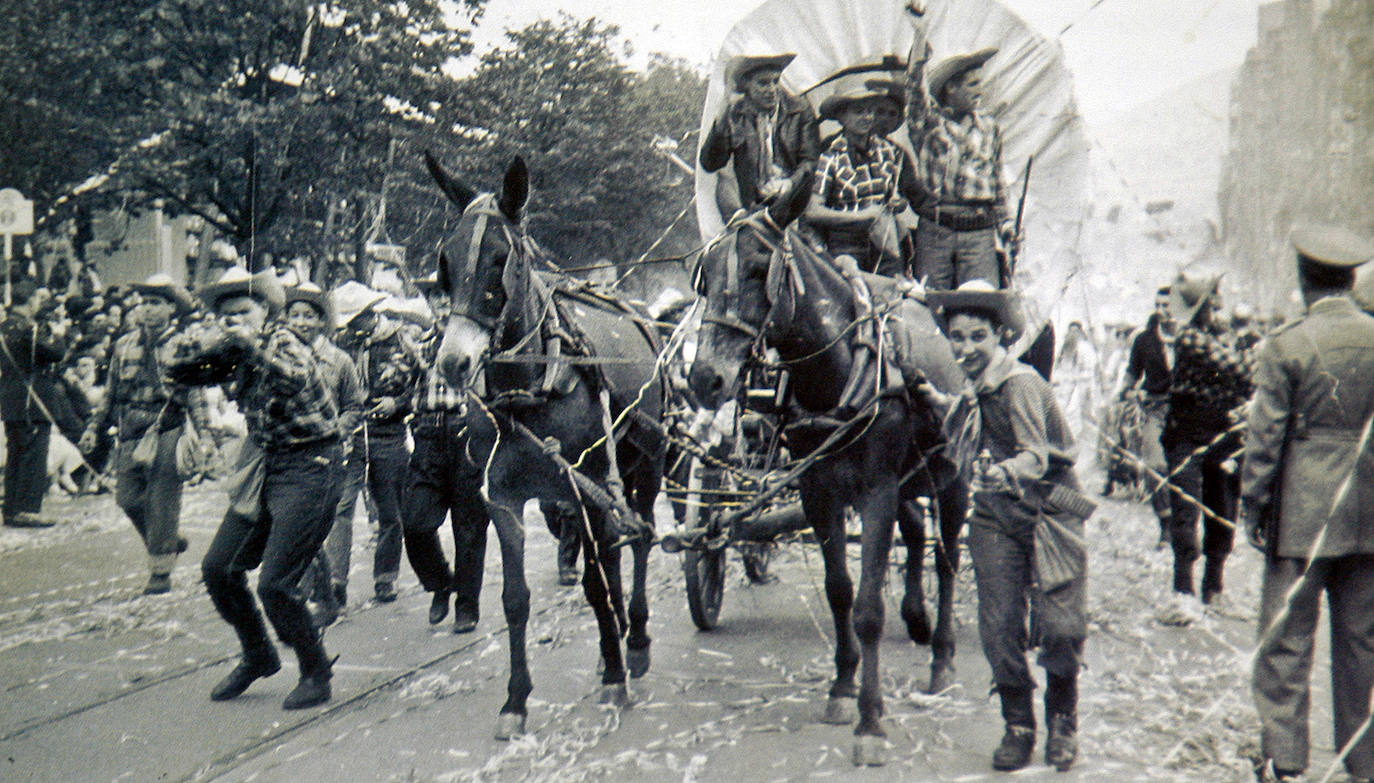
left=402, top=415, right=489, bottom=616
left=322, top=446, right=366, bottom=592
left=1165, top=436, right=1238, bottom=594
left=363, top=426, right=408, bottom=587
left=914, top=222, right=999, bottom=290
left=115, top=426, right=184, bottom=559
left=968, top=492, right=1087, bottom=692
left=202, top=440, right=342, bottom=655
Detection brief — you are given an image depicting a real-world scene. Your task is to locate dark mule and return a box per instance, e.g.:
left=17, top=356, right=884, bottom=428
left=687, top=182, right=967, bottom=765
left=425, top=154, right=665, bottom=739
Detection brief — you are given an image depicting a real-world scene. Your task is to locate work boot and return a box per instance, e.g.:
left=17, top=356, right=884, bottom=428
left=1046, top=713, right=1078, bottom=771
left=143, top=573, right=172, bottom=595
left=992, top=686, right=1035, bottom=771
left=428, top=588, right=452, bottom=625
left=1173, top=557, right=1194, bottom=596
left=5, top=512, right=57, bottom=528
left=453, top=598, right=479, bottom=634
left=1201, top=557, right=1226, bottom=605
left=282, top=644, right=334, bottom=710
left=374, top=581, right=397, bottom=603
left=211, top=645, right=281, bottom=701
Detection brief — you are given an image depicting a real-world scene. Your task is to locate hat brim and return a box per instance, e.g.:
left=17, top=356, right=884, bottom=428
left=200, top=271, right=286, bottom=315
left=726, top=53, right=797, bottom=89
left=130, top=282, right=195, bottom=315
left=1168, top=276, right=1221, bottom=326
left=284, top=288, right=331, bottom=320
left=818, top=90, right=902, bottom=121
left=926, top=288, right=1026, bottom=344
left=928, top=47, right=998, bottom=103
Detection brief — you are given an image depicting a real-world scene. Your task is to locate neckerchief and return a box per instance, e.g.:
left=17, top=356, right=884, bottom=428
left=947, top=350, right=1041, bottom=480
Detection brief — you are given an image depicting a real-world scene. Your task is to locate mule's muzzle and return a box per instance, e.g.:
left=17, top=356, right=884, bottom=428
left=688, top=363, right=726, bottom=410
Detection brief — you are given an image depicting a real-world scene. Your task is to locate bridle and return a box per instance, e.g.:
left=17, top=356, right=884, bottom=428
left=449, top=193, right=524, bottom=331
left=697, top=210, right=790, bottom=365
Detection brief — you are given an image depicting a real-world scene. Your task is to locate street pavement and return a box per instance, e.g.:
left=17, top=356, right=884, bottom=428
left=0, top=465, right=1351, bottom=782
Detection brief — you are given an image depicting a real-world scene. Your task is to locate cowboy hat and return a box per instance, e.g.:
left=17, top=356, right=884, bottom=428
left=724, top=53, right=796, bottom=90
left=330, top=280, right=387, bottom=330
left=1167, top=271, right=1222, bottom=327
left=130, top=273, right=195, bottom=315
left=283, top=280, right=331, bottom=321
left=818, top=73, right=905, bottom=121
left=199, top=266, right=286, bottom=315
left=927, top=47, right=998, bottom=104
left=926, top=279, right=1026, bottom=345
left=1290, top=224, right=1374, bottom=269
left=376, top=295, right=435, bottom=330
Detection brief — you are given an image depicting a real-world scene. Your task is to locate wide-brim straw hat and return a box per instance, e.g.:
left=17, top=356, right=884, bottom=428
left=130, top=273, right=195, bottom=316
left=199, top=266, right=286, bottom=316
left=928, top=47, right=998, bottom=103
left=1167, top=271, right=1222, bottom=327
left=818, top=73, right=904, bottom=121
left=376, top=295, right=435, bottom=330
left=283, top=281, right=331, bottom=322
left=725, top=53, right=797, bottom=90
left=926, top=279, right=1026, bottom=345
left=331, top=280, right=387, bottom=330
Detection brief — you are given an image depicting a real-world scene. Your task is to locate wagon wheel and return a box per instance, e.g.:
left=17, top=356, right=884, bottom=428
left=679, top=454, right=728, bottom=630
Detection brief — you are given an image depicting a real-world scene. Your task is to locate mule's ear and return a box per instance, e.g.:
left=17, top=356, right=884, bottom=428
left=498, top=156, right=529, bottom=224
left=767, top=171, right=812, bottom=230
left=424, top=150, right=476, bottom=211
left=437, top=250, right=454, bottom=293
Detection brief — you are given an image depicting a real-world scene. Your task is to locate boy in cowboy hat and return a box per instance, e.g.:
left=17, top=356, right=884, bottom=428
left=903, top=2, right=1014, bottom=290
left=1159, top=270, right=1253, bottom=625
left=332, top=280, right=423, bottom=605
left=79, top=273, right=212, bottom=594
left=1243, top=225, right=1374, bottom=783
left=805, top=73, right=931, bottom=277
left=927, top=279, right=1089, bottom=773
left=167, top=266, right=344, bottom=710
left=283, top=280, right=364, bottom=624
left=700, top=52, right=820, bottom=217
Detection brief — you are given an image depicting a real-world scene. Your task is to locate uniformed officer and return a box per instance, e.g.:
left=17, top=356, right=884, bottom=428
left=1242, top=225, right=1374, bottom=783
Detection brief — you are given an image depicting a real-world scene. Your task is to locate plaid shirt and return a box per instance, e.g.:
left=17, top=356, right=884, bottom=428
left=169, top=323, right=338, bottom=450
left=812, top=135, right=904, bottom=211
left=87, top=323, right=212, bottom=441
left=904, top=28, right=1009, bottom=211
left=1166, top=324, right=1255, bottom=440
left=414, top=332, right=464, bottom=413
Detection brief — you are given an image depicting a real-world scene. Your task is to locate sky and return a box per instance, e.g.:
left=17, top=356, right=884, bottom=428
left=465, top=0, right=1266, bottom=124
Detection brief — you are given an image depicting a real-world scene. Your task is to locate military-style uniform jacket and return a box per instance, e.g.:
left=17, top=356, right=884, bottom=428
left=1241, top=295, right=1374, bottom=558
left=0, top=311, right=65, bottom=422
left=86, top=324, right=212, bottom=443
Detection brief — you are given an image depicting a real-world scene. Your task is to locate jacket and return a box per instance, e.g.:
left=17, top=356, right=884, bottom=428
left=0, top=312, right=65, bottom=422
left=699, top=92, right=820, bottom=211
left=1241, top=296, right=1374, bottom=558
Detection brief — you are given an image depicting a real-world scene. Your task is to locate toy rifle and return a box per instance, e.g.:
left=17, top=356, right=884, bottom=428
left=999, top=155, right=1033, bottom=287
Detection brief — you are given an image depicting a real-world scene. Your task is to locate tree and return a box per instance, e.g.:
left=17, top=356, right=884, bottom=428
left=429, top=17, right=706, bottom=268
left=112, top=0, right=485, bottom=273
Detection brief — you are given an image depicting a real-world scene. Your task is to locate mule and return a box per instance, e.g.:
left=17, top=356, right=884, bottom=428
left=687, top=180, right=968, bottom=765
left=425, top=153, right=665, bottom=739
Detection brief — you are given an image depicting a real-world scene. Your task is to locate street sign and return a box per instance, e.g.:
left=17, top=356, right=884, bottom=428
left=0, top=188, right=34, bottom=236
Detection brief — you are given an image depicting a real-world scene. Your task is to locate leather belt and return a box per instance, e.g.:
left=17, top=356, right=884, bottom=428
left=414, top=410, right=463, bottom=428
left=933, top=208, right=997, bottom=232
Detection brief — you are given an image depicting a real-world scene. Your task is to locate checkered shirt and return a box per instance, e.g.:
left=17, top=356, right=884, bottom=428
left=812, top=135, right=904, bottom=211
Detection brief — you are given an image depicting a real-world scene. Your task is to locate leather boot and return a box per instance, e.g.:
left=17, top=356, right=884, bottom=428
left=1045, top=674, right=1078, bottom=771
left=428, top=587, right=452, bottom=625
left=211, top=644, right=281, bottom=701
left=282, top=643, right=333, bottom=710
left=1173, top=557, right=1195, bottom=596
left=992, top=686, right=1036, bottom=771
left=1201, top=557, right=1225, bottom=605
